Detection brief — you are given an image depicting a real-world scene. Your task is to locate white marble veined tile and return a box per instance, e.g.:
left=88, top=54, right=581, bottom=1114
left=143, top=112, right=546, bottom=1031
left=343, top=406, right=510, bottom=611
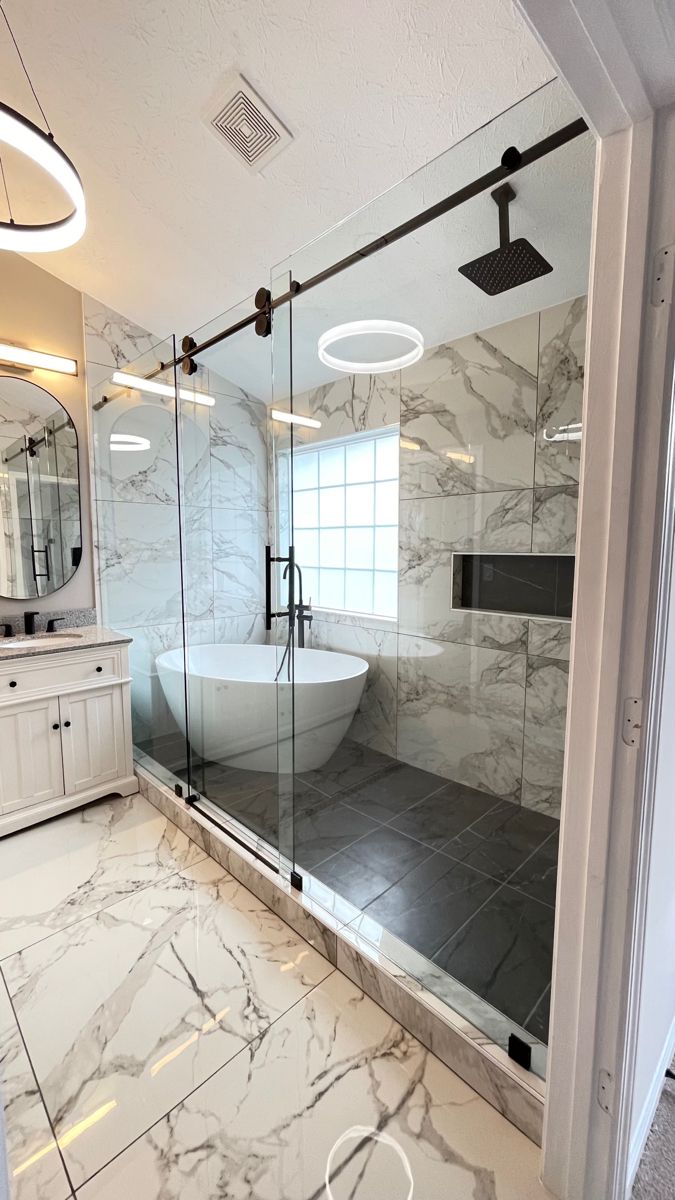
left=535, top=296, right=586, bottom=486
left=397, top=634, right=526, bottom=803
left=0, top=793, right=205, bottom=959
left=531, top=485, right=578, bottom=554
left=521, top=656, right=570, bottom=817
left=76, top=970, right=548, bottom=1200
left=310, top=619, right=398, bottom=755
left=399, top=491, right=533, bottom=642
left=214, top=613, right=266, bottom=644
left=3, top=858, right=333, bottom=1188
left=527, top=617, right=571, bottom=661
left=210, top=393, right=268, bottom=510
left=0, top=982, right=71, bottom=1200
left=93, top=400, right=179, bottom=505
left=84, top=297, right=157, bottom=369
left=212, top=508, right=266, bottom=618
left=400, top=312, right=538, bottom=500
left=300, top=369, right=401, bottom=441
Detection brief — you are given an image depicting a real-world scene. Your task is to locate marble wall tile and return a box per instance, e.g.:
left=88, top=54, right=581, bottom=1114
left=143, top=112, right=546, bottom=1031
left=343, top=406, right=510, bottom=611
left=212, top=508, right=266, bottom=618
left=310, top=619, right=398, bottom=755
left=521, top=655, right=570, bottom=817
left=399, top=491, right=532, bottom=641
left=84, top=296, right=158, bottom=369
left=535, top=296, right=587, bottom=486
left=527, top=618, right=571, bottom=661
left=93, top=398, right=179, bottom=505
left=210, top=392, right=267, bottom=510
left=214, top=613, right=266, bottom=644
left=0, top=981, right=72, bottom=1200
left=302, top=369, right=400, bottom=440
left=532, top=485, right=578, bottom=553
left=400, top=312, right=538, bottom=501
left=96, top=500, right=185, bottom=628
left=119, top=617, right=214, bottom=742
left=397, top=634, right=527, bottom=803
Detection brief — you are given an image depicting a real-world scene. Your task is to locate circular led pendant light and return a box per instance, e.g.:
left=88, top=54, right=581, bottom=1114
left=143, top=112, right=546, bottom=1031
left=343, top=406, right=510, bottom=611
left=317, top=320, right=424, bottom=374
left=0, top=6, right=86, bottom=251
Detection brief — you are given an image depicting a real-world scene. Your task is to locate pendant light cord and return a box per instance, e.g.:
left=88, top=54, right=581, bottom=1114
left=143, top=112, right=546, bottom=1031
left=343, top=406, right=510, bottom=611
left=0, top=2, right=52, bottom=136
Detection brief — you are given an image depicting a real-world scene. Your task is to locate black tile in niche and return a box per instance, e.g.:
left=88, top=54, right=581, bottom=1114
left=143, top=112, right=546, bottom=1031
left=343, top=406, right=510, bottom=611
left=342, top=762, right=447, bottom=823
left=432, top=885, right=555, bottom=1028
left=362, top=854, right=500, bottom=958
left=297, top=739, right=394, bottom=798
left=509, top=831, right=559, bottom=907
left=293, top=802, right=379, bottom=871
left=442, top=801, right=557, bottom=882
left=456, top=553, right=575, bottom=619
left=390, top=781, right=504, bottom=849
left=312, top=826, right=433, bottom=910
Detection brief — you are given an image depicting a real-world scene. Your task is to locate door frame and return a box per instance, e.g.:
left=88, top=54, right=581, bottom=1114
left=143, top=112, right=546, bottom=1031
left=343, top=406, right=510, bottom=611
left=514, top=3, right=674, bottom=1197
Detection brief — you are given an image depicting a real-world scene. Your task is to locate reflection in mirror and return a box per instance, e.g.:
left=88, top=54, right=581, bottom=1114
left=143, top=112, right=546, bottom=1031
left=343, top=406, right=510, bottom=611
left=0, top=375, right=81, bottom=598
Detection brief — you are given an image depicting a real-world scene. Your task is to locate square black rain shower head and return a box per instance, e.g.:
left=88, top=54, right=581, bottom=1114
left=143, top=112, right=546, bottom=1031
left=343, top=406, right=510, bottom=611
left=458, top=183, right=552, bottom=296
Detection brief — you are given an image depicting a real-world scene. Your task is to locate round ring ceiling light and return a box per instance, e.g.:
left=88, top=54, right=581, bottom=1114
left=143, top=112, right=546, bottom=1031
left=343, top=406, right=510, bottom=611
left=317, top=320, right=424, bottom=374
left=110, top=434, right=151, bottom=453
left=0, top=102, right=86, bottom=252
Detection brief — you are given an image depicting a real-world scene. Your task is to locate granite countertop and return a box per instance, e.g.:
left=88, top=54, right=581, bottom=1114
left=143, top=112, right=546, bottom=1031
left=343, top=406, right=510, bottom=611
left=0, top=626, right=132, bottom=662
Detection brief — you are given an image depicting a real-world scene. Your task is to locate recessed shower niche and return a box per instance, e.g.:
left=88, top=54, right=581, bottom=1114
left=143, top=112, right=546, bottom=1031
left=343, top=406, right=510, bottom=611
left=453, top=553, right=575, bottom=619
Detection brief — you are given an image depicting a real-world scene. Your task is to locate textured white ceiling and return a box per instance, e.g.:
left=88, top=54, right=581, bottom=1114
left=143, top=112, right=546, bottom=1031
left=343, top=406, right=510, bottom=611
left=1, top=0, right=555, bottom=346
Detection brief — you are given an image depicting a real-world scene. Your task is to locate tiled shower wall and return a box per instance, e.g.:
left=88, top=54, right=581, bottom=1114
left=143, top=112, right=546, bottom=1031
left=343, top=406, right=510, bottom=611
left=301, top=297, right=586, bottom=818
left=85, top=298, right=268, bottom=751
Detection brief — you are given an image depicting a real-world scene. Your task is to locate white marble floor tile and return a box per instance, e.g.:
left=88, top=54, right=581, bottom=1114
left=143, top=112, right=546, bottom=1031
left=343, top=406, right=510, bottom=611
left=77, top=970, right=549, bottom=1200
left=0, top=794, right=206, bottom=960
left=0, top=981, right=71, bottom=1200
left=2, top=859, right=333, bottom=1189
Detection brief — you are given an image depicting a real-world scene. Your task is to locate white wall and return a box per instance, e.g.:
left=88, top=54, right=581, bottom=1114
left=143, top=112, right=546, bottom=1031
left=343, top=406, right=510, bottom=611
left=0, top=252, right=93, bottom=615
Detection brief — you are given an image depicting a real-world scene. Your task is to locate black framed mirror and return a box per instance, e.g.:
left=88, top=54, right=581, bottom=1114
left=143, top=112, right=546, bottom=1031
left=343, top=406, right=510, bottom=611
left=0, top=375, right=82, bottom=598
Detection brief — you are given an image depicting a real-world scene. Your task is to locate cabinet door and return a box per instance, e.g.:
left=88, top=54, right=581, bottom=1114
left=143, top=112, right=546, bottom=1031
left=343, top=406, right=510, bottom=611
left=60, top=687, right=125, bottom=795
left=0, top=697, right=64, bottom=814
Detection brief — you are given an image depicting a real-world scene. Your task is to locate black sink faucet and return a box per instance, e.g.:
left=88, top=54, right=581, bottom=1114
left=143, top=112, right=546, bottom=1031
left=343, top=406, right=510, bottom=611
left=46, top=616, right=66, bottom=632
left=23, top=611, right=39, bottom=635
left=1, top=623, right=13, bottom=638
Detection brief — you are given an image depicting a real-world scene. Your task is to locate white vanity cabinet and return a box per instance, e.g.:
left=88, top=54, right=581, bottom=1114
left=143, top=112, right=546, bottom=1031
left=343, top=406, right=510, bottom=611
left=0, top=635, right=136, bottom=836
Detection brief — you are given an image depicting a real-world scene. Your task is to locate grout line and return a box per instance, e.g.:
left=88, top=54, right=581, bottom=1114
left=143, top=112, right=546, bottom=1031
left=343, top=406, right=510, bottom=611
left=0, top=967, right=77, bottom=1196
left=522, top=982, right=551, bottom=1032
left=66, top=967, right=337, bottom=1193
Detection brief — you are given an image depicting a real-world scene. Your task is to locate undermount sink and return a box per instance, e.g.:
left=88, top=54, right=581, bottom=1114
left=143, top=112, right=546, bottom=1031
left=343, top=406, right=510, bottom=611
left=3, top=633, right=84, bottom=649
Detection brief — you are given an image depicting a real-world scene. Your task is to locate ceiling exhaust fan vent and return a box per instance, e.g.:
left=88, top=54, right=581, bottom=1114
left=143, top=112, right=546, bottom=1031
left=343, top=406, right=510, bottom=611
left=207, top=75, right=292, bottom=173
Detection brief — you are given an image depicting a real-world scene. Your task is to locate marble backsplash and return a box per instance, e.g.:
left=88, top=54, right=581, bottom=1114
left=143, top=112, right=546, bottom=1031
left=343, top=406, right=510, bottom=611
left=299, top=296, right=584, bottom=819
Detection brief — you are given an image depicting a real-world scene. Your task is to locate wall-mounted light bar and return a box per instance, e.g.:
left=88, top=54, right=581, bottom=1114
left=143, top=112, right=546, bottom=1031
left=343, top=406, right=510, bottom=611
left=270, top=408, right=321, bottom=429
left=0, top=341, right=77, bottom=375
left=111, top=370, right=215, bottom=407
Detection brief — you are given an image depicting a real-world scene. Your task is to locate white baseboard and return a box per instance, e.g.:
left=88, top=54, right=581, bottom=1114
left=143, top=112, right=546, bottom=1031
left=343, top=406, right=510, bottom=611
left=627, top=1010, right=675, bottom=1191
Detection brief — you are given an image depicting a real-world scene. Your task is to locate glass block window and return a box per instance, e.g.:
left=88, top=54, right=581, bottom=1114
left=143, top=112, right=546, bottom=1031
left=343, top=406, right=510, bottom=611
left=291, top=428, right=399, bottom=618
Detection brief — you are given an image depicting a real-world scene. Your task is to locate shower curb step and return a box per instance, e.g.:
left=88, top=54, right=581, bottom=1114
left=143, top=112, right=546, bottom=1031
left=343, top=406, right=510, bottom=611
left=134, top=762, right=545, bottom=1147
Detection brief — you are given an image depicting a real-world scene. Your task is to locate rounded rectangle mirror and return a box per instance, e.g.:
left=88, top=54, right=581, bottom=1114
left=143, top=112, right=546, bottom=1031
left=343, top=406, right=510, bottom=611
left=0, top=375, right=82, bottom=598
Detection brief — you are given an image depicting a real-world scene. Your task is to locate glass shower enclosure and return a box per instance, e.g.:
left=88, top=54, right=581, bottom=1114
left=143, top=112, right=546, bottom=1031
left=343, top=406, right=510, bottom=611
left=92, top=77, right=594, bottom=1083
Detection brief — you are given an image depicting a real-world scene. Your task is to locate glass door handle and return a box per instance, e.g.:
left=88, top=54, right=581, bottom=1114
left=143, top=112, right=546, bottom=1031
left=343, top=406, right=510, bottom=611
left=265, top=544, right=296, bottom=630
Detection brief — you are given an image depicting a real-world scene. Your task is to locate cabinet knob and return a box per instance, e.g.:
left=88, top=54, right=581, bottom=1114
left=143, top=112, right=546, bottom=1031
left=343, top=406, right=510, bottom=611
left=95, top=666, right=103, bottom=673
left=52, top=723, right=60, bottom=730
left=9, top=680, right=16, bottom=688
left=63, top=720, right=71, bottom=728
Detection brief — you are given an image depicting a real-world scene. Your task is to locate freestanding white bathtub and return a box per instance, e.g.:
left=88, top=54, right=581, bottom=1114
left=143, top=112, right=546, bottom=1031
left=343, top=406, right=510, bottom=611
left=156, top=643, right=368, bottom=772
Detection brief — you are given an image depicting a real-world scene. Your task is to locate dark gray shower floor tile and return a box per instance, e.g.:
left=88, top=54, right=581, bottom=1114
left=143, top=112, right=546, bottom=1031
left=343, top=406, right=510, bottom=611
left=389, top=783, right=504, bottom=849
left=342, top=762, right=447, bottom=823
left=297, top=739, right=394, bottom=797
left=509, top=831, right=559, bottom=906
left=361, top=854, right=500, bottom=958
left=524, top=986, right=551, bottom=1043
left=294, top=803, right=379, bottom=870
left=442, top=802, right=557, bottom=882
left=432, top=885, right=555, bottom=1028
left=312, top=826, right=433, bottom=909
